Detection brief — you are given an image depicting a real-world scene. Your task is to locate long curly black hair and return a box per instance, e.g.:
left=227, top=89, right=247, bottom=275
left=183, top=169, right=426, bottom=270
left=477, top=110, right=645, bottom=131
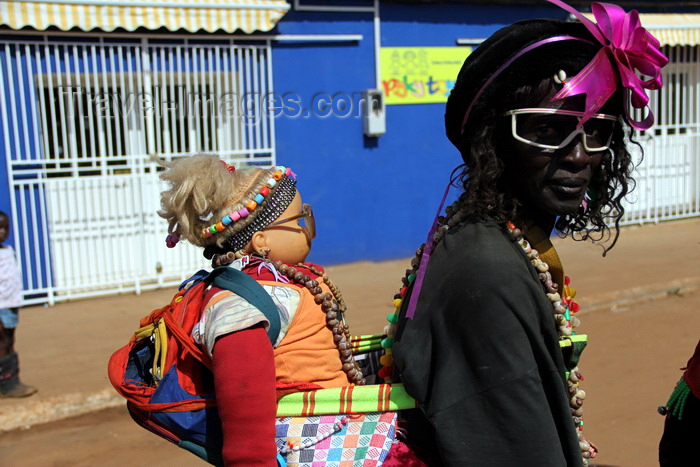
left=445, top=19, right=638, bottom=254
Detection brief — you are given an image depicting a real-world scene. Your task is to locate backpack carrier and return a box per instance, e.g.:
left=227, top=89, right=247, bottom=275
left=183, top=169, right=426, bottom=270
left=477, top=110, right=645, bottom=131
left=108, top=267, right=280, bottom=465
left=108, top=267, right=418, bottom=466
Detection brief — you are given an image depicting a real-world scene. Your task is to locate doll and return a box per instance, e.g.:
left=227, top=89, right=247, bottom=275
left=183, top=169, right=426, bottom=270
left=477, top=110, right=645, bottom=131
left=158, top=154, right=364, bottom=466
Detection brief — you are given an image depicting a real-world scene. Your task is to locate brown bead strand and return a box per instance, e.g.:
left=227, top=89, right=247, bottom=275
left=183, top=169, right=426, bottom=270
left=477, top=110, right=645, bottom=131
left=386, top=200, right=464, bottom=339
left=506, top=224, right=594, bottom=464
left=302, top=264, right=349, bottom=335
left=298, top=263, right=365, bottom=385
left=273, top=261, right=365, bottom=386
left=390, top=201, right=594, bottom=465
left=398, top=199, right=464, bottom=291
left=381, top=200, right=464, bottom=381
left=208, top=253, right=365, bottom=385
left=212, top=251, right=236, bottom=268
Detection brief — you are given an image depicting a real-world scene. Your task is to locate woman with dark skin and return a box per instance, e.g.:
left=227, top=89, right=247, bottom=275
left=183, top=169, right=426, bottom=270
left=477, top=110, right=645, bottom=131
left=388, top=2, right=667, bottom=466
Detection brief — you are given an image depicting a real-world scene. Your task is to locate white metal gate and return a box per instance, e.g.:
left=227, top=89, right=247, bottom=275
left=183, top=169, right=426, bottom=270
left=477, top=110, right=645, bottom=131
left=621, top=45, right=700, bottom=225
left=3, top=39, right=700, bottom=305
left=2, top=34, right=275, bottom=304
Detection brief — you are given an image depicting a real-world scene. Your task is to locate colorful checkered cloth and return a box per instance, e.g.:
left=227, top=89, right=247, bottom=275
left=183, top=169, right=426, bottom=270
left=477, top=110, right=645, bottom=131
left=272, top=336, right=415, bottom=465
left=276, top=412, right=397, bottom=467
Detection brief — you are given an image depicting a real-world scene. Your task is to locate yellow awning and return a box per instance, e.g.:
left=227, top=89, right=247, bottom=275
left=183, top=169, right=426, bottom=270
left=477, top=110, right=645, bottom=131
left=0, top=0, right=290, bottom=33
left=583, top=12, right=700, bottom=46
left=640, top=14, right=700, bottom=47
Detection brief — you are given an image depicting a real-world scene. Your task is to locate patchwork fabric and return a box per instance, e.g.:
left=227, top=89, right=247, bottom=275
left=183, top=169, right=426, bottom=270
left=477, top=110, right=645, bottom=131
left=276, top=411, right=397, bottom=467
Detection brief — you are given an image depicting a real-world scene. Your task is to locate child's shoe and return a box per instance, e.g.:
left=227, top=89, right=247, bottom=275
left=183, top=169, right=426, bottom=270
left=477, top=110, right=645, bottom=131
left=0, top=351, right=37, bottom=398
left=1, top=381, right=37, bottom=397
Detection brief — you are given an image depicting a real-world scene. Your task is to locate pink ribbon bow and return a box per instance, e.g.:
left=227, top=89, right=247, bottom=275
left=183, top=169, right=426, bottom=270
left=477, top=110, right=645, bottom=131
left=548, top=0, right=668, bottom=130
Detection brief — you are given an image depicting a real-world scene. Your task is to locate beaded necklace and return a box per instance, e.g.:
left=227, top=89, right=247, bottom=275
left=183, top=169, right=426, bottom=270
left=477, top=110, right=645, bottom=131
left=504, top=221, right=594, bottom=462
left=211, top=252, right=365, bottom=386
left=380, top=201, right=595, bottom=464
left=293, top=262, right=365, bottom=386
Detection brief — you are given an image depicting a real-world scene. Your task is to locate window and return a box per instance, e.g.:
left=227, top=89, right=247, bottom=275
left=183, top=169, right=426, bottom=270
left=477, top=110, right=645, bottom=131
left=33, top=41, right=273, bottom=177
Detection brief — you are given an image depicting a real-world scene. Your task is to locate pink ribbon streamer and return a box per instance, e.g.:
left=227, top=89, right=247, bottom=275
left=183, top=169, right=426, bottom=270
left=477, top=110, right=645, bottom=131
left=405, top=178, right=456, bottom=320
left=547, top=0, right=668, bottom=130
left=460, top=35, right=591, bottom=135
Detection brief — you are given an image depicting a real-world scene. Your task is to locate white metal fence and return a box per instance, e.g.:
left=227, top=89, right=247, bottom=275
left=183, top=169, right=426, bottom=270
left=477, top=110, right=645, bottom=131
left=2, top=38, right=699, bottom=304
left=2, top=34, right=275, bottom=304
left=621, top=45, right=700, bottom=225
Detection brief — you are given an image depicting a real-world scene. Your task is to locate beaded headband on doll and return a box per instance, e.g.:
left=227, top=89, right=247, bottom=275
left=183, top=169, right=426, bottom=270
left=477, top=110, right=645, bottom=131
left=200, top=166, right=295, bottom=239
left=220, top=174, right=297, bottom=253
left=165, top=165, right=296, bottom=250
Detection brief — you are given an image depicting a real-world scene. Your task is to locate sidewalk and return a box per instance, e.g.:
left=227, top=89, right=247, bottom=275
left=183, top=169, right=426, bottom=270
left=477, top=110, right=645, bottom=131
left=1, top=218, right=699, bottom=432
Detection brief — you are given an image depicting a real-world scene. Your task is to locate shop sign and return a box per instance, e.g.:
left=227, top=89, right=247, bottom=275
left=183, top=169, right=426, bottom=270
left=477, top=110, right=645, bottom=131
left=380, top=47, right=472, bottom=105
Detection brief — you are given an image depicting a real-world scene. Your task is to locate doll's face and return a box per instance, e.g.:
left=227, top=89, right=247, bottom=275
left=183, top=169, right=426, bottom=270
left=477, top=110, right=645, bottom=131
left=254, top=192, right=312, bottom=264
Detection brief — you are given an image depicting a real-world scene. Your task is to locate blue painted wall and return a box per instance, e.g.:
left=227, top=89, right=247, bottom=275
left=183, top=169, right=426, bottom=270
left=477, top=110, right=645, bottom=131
left=0, top=0, right=692, bottom=271
left=271, top=2, right=574, bottom=265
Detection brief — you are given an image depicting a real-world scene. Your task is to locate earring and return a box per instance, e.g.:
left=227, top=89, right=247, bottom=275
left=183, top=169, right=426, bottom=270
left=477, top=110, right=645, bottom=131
left=259, top=247, right=271, bottom=258
left=580, top=191, right=593, bottom=214
left=554, top=69, right=568, bottom=85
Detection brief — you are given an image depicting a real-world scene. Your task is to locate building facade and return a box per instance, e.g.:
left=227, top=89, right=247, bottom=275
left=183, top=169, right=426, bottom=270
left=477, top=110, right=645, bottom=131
left=1, top=0, right=698, bottom=303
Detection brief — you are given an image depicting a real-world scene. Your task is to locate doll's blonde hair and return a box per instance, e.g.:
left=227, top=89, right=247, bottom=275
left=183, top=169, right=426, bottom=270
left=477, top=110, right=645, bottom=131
left=158, top=154, right=278, bottom=249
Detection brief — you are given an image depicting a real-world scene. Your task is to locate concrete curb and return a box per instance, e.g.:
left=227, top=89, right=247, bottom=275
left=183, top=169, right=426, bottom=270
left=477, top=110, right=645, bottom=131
left=1, top=277, right=698, bottom=433
left=0, top=388, right=123, bottom=432
left=581, top=276, right=700, bottom=313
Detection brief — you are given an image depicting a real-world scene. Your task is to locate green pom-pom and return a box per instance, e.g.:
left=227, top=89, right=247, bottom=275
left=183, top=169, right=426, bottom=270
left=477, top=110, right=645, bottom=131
left=381, top=337, right=395, bottom=349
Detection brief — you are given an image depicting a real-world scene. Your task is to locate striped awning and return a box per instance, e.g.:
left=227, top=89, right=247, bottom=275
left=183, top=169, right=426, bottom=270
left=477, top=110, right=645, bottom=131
left=0, top=0, right=290, bottom=33
left=638, top=14, right=700, bottom=47
left=583, top=12, right=700, bottom=47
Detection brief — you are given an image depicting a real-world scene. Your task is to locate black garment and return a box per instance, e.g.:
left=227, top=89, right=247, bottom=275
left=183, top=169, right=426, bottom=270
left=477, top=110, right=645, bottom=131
left=659, top=339, right=700, bottom=466
left=659, top=391, right=700, bottom=467
left=394, top=219, right=582, bottom=467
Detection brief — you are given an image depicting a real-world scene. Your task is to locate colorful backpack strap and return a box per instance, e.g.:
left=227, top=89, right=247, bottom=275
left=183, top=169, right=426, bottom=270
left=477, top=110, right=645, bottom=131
left=276, top=383, right=419, bottom=417
left=177, top=440, right=224, bottom=466
left=208, top=266, right=281, bottom=345
left=179, top=269, right=210, bottom=290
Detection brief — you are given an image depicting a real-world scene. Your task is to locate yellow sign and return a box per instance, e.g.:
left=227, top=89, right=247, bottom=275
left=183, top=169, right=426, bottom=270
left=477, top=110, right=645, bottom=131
left=380, top=47, right=472, bottom=105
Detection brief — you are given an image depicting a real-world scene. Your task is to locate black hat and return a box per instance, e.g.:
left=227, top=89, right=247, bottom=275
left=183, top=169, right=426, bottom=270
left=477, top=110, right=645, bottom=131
left=445, top=19, right=599, bottom=153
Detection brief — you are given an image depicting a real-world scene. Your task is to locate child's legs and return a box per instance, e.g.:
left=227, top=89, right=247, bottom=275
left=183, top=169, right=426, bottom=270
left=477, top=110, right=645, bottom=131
left=0, top=308, right=18, bottom=355
left=0, top=322, right=8, bottom=358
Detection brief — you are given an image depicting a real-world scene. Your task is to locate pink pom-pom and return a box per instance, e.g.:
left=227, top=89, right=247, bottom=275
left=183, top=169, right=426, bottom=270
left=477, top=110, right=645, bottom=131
left=166, top=233, right=180, bottom=248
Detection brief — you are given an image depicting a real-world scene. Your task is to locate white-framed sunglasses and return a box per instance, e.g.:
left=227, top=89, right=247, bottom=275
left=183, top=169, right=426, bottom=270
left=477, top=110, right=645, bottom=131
left=503, top=108, right=618, bottom=152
